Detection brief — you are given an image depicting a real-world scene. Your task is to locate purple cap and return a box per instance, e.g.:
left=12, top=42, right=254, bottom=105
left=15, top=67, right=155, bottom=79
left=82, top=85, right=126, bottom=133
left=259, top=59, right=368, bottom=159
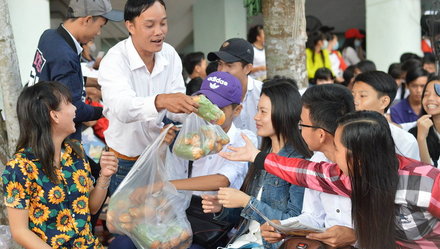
left=435, top=83, right=440, bottom=97
left=194, top=72, right=242, bottom=108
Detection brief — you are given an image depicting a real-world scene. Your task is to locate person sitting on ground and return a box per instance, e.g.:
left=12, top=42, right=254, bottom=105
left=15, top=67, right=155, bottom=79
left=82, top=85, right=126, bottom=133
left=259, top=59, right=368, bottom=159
left=409, top=76, right=440, bottom=167
left=353, top=60, right=376, bottom=76
left=201, top=79, right=312, bottom=249
left=351, top=71, right=420, bottom=160
left=221, top=111, right=440, bottom=248
left=390, top=67, right=429, bottom=124
left=3, top=81, right=118, bottom=249
left=313, top=67, right=335, bottom=85
left=208, top=38, right=263, bottom=140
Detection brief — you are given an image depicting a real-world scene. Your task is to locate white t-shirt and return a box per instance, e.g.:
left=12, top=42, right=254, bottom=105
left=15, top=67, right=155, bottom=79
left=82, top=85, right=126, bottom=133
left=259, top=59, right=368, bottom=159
left=250, top=46, right=267, bottom=81
left=281, top=152, right=353, bottom=230
left=389, top=122, right=420, bottom=160
left=98, top=37, right=185, bottom=157
left=167, top=123, right=258, bottom=196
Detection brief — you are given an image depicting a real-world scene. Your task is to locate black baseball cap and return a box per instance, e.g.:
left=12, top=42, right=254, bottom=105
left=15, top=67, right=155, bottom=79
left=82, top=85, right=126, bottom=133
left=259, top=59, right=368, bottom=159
left=208, top=38, right=254, bottom=64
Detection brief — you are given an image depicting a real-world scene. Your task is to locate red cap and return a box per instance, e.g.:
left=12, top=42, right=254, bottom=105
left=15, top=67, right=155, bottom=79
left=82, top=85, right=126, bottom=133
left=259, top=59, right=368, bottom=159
left=344, top=28, right=365, bottom=39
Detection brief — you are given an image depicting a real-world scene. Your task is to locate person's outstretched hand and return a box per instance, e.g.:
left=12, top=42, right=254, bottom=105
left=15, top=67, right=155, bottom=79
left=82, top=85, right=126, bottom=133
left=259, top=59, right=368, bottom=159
left=201, top=194, right=222, bottom=213
left=219, top=133, right=260, bottom=163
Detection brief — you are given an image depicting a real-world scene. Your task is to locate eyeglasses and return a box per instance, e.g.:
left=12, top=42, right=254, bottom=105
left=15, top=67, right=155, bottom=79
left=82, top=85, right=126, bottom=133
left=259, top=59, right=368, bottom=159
left=298, top=123, right=333, bottom=134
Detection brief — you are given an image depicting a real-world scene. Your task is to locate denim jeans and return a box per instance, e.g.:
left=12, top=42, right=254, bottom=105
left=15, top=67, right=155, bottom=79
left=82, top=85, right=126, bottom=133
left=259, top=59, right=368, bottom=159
left=108, top=157, right=136, bottom=195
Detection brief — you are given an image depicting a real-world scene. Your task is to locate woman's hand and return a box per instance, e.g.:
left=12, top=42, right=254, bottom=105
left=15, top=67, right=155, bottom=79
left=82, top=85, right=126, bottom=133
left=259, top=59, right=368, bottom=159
left=201, top=194, right=222, bottom=213
left=417, top=114, right=433, bottom=140
left=217, top=187, right=251, bottom=208
left=260, top=221, right=285, bottom=243
left=99, top=151, right=118, bottom=178
left=219, top=133, right=260, bottom=163
left=306, top=225, right=356, bottom=248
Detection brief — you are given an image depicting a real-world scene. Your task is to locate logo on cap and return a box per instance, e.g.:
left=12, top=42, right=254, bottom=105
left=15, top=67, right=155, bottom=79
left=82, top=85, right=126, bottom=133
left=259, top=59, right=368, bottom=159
left=222, top=42, right=230, bottom=48
left=209, top=83, right=220, bottom=89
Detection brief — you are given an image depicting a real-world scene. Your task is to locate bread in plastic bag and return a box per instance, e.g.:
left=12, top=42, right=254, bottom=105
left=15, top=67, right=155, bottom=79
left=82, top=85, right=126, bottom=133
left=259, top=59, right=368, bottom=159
left=192, top=95, right=226, bottom=125
left=107, top=125, right=192, bottom=249
left=172, top=113, right=230, bottom=160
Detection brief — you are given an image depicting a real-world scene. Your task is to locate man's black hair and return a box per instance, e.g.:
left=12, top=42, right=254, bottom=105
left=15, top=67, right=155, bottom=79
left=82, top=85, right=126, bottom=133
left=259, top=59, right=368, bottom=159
left=124, top=0, right=166, bottom=22
left=183, top=52, right=205, bottom=75
left=302, top=84, right=355, bottom=134
left=354, top=71, right=398, bottom=112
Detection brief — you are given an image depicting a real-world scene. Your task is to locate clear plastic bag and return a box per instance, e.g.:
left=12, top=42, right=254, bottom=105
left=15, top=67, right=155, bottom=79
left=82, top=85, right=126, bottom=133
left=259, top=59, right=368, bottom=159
left=107, top=125, right=192, bottom=249
left=172, top=113, right=230, bottom=160
left=192, top=95, right=225, bottom=125
left=0, top=225, right=11, bottom=249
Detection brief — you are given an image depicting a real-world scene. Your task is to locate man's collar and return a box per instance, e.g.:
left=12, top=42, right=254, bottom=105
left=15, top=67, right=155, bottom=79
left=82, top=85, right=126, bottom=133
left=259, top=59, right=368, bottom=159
left=60, top=24, right=83, bottom=55
left=127, top=36, right=169, bottom=74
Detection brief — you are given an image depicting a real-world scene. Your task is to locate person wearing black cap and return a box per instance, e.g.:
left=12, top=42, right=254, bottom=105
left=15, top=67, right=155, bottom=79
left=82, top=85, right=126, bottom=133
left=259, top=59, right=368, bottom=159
left=28, top=0, right=124, bottom=141
left=208, top=38, right=263, bottom=141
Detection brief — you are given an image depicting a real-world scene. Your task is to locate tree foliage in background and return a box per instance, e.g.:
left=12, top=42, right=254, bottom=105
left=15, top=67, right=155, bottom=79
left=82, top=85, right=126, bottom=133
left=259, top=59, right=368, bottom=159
left=244, top=0, right=262, bottom=17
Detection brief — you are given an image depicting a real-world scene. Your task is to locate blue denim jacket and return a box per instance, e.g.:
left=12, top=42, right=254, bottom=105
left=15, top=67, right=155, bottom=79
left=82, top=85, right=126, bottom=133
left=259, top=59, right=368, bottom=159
left=216, top=145, right=305, bottom=249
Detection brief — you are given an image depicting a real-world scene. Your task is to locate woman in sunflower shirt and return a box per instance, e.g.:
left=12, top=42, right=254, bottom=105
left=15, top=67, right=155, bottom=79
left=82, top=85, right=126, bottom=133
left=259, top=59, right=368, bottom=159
left=2, top=81, right=118, bottom=249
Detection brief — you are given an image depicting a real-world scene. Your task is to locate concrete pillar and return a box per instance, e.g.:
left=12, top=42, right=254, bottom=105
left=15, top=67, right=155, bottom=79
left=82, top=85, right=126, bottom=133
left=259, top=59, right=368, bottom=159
left=193, top=0, right=247, bottom=55
left=7, top=0, right=50, bottom=85
left=366, top=0, right=422, bottom=71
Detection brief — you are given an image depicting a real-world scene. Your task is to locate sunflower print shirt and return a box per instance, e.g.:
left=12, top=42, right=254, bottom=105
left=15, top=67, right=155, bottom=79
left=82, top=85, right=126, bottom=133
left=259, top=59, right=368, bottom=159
left=2, top=142, right=104, bottom=249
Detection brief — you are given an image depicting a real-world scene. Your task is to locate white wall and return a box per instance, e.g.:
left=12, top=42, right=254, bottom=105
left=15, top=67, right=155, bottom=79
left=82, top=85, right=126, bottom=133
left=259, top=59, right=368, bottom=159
left=7, top=0, right=50, bottom=85
left=366, top=0, right=422, bottom=71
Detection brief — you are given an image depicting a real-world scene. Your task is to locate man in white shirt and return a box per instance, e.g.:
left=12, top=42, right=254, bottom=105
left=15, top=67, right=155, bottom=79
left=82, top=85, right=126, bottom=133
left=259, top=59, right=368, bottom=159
left=207, top=38, right=263, bottom=141
left=351, top=71, right=420, bottom=161
left=261, top=84, right=357, bottom=248
left=98, top=0, right=198, bottom=194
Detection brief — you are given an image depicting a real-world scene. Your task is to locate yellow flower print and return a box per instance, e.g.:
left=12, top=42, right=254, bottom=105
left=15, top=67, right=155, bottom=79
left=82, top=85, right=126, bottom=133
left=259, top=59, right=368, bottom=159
left=79, top=223, right=90, bottom=236
left=72, top=196, right=89, bottom=215
left=31, top=227, right=48, bottom=242
left=56, top=209, right=74, bottom=232
left=51, top=234, right=71, bottom=248
left=26, top=181, right=44, bottom=198
left=19, top=160, right=39, bottom=180
left=72, top=170, right=90, bottom=193
left=29, top=202, right=50, bottom=225
left=73, top=237, right=88, bottom=249
left=48, top=186, right=65, bottom=205
left=64, top=157, right=74, bottom=167
left=5, top=182, right=25, bottom=207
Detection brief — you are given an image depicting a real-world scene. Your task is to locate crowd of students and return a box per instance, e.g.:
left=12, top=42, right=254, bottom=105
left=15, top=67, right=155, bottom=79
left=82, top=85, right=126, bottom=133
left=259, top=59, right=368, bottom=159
left=2, top=0, right=440, bottom=249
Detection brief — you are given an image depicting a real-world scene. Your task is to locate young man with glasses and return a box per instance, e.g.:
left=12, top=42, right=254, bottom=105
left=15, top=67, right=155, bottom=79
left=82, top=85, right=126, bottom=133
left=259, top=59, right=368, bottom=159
left=261, top=84, right=357, bottom=248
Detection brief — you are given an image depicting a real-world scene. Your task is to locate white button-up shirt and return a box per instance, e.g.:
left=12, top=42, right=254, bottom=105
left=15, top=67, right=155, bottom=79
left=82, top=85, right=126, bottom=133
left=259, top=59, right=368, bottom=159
left=281, top=152, right=353, bottom=230
left=389, top=122, right=420, bottom=161
left=233, top=76, right=262, bottom=140
left=98, top=37, right=185, bottom=157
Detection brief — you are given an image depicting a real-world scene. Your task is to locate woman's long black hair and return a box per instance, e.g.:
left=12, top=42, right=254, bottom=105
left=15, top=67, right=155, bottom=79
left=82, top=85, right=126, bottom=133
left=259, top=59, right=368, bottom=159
left=337, top=111, right=399, bottom=249
left=241, top=78, right=312, bottom=193
left=16, top=81, right=80, bottom=183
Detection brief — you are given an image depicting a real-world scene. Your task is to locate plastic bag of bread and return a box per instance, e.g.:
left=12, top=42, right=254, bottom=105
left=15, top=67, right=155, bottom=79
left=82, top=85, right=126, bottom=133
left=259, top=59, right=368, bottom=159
left=107, top=126, right=192, bottom=249
left=172, top=113, right=230, bottom=160
left=192, top=95, right=226, bottom=125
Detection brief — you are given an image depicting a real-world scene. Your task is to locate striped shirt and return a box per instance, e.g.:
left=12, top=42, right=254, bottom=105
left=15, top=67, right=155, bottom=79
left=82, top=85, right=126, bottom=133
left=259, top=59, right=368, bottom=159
left=254, top=153, right=440, bottom=248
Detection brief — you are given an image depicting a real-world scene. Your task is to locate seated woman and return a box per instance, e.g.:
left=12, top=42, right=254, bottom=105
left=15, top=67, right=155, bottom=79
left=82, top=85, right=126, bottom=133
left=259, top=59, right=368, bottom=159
left=410, top=76, right=440, bottom=167
left=202, top=79, right=312, bottom=249
left=221, top=111, right=440, bottom=248
left=2, top=81, right=118, bottom=249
